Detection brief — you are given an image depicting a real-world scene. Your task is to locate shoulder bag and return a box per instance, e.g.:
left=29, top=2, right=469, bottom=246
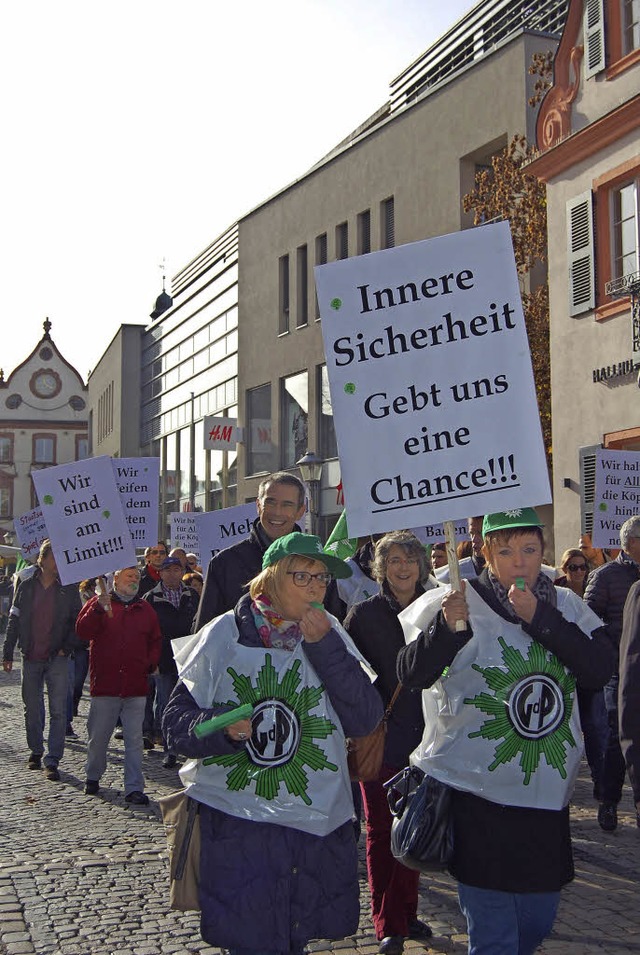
left=384, top=765, right=454, bottom=872
left=346, top=682, right=403, bottom=782
left=159, top=789, right=201, bottom=911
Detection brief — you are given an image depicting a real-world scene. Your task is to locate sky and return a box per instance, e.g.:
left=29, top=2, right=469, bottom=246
left=1, top=0, right=475, bottom=382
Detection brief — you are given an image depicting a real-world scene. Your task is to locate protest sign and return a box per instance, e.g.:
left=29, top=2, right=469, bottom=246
left=112, top=458, right=160, bottom=546
left=170, top=513, right=200, bottom=560
left=32, top=456, right=136, bottom=584
left=415, top=521, right=468, bottom=544
left=14, top=506, right=49, bottom=561
left=592, top=448, right=640, bottom=548
left=195, top=503, right=257, bottom=562
left=315, top=221, right=551, bottom=537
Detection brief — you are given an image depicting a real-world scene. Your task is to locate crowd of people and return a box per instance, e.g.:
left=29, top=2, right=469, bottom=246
left=2, top=476, right=640, bottom=955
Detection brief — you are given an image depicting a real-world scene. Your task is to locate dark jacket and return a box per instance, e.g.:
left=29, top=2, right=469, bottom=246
left=397, top=570, right=616, bottom=893
left=163, top=593, right=383, bottom=952
left=143, top=583, right=200, bottom=676
left=344, top=583, right=424, bottom=768
left=138, top=565, right=161, bottom=597
left=76, top=594, right=162, bottom=697
left=193, top=518, right=301, bottom=631
left=619, top=580, right=640, bottom=803
left=584, top=552, right=640, bottom=649
left=3, top=570, right=81, bottom=663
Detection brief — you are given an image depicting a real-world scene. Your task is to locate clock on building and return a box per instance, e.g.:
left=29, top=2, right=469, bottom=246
left=30, top=369, right=62, bottom=399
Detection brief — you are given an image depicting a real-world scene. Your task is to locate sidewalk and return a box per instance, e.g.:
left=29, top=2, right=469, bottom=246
left=1, top=666, right=639, bottom=955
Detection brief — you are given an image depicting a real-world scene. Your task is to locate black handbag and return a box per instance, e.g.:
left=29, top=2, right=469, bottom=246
left=384, top=765, right=454, bottom=872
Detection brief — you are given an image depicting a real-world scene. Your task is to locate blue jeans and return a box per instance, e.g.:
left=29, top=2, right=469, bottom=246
left=577, top=686, right=608, bottom=800
left=21, top=654, right=69, bottom=768
left=154, top=673, right=177, bottom=753
left=86, top=696, right=146, bottom=795
left=600, top=673, right=627, bottom=804
left=458, top=883, right=559, bottom=955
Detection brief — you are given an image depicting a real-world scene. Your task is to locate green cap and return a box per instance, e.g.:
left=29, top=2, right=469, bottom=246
left=262, top=532, right=353, bottom=579
left=482, top=508, right=544, bottom=536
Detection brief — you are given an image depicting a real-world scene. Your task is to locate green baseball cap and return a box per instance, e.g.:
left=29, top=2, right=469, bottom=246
left=482, top=508, right=544, bottom=536
left=262, top=532, right=353, bottom=579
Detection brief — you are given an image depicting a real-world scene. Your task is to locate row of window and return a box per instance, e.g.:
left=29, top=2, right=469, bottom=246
left=245, top=366, right=336, bottom=476
left=0, top=433, right=88, bottom=467
left=278, top=197, right=395, bottom=334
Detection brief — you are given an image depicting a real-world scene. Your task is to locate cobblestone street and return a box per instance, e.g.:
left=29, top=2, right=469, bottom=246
left=2, top=667, right=639, bottom=955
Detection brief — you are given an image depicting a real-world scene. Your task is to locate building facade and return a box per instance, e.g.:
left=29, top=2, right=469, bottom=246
left=528, top=0, right=640, bottom=549
left=87, top=324, right=144, bottom=459
left=237, top=0, right=566, bottom=539
left=0, top=319, right=88, bottom=542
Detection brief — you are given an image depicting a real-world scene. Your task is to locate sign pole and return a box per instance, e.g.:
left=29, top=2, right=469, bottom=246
left=443, top=519, right=466, bottom=632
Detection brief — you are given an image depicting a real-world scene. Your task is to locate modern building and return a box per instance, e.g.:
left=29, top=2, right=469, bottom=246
left=236, top=0, right=567, bottom=540
left=86, top=324, right=144, bottom=459
left=528, top=0, right=640, bottom=549
left=0, top=319, right=88, bottom=543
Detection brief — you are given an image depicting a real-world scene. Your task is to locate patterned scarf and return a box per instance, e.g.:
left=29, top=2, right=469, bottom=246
left=487, top=568, right=557, bottom=621
left=251, top=594, right=303, bottom=651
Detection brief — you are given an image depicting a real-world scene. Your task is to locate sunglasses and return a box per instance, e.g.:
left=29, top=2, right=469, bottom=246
left=567, top=563, right=588, bottom=572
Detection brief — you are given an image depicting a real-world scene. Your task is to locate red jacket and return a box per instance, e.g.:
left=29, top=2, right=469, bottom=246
left=76, top=594, right=162, bottom=698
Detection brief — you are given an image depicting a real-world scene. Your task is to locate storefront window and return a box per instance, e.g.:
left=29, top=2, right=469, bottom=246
left=281, top=371, right=308, bottom=468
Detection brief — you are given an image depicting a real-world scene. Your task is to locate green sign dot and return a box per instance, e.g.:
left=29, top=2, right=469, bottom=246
left=330, top=298, right=342, bottom=310
left=598, top=503, right=607, bottom=511
left=344, top=382, right=356, bottom=395
left=102, top=510, right=111, bottom=519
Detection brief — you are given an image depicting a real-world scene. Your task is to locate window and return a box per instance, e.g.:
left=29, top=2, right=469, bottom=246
left=75, top=435, right=89, bottom=460
left=280, top=372, right=308, bottom=468
left=315, top=233, right=328, bottom=319
left=32, top=434, right=56, bottom=465
left=0, top=485, right=11, bottom=518
left=567, top=192, right=595, bottom=316
left=579, top=444, right=600, bottom=534
left=279, top=254, right=290, bottom=334
left=381, top=196, right=395, bottom=249
left=584, top=0, right=606, bottom=77
left=297, top=244, right=308, bottom=327
left=336, top=222, right=349, bottom=260
left=604, top=0, right=640, bottom=74
left=0, top=434, right=13, bottom=464
left=247, top=383, right=275, bottom=475
left=612, top=180, right=639, bottom=279
left=623, top=0, right=640, bottom=52
left=357, top=209, right=371, bottom=255
left=318, top=365, right=338, bottom=459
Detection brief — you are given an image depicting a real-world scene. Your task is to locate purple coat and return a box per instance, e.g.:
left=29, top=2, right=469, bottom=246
left=163, top=594, right=383, bottom=952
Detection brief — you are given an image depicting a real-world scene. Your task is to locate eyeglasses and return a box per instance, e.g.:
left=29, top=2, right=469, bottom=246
left=567, top=563, right=588, bottom=572
left=387, top=557, right=419, bottom=567
left=150, top=549, right=167, bottom=556
left=286, top=571, right=333, bottom=587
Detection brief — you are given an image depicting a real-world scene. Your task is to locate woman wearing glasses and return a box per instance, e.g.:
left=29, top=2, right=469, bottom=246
left=162, top=532, right=383, bottom=955
left=555, top=549, right=590, bottom=596
left=344, top=531, right=439, bottom=955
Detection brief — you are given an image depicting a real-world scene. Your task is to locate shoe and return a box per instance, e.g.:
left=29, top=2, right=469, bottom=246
left=27, top=753, right=42, bottom=770
left=598, top=801, right=618, bottom=832
left=65, top=724, right=77, bottom=738
left=162, top=754, right=177, bottom=769
left=407, top=919, right=433, bottom=942
left=44, top=766, right=60, bottom=781
left=125, top=791, right=149, bottom=805
left=379, top=938, right=404, bottom=955
left=114, top=729, right=124, bottom=740
left=84, top=779, right=99, bottom=795
left=142, top=736, right=154, bottom=750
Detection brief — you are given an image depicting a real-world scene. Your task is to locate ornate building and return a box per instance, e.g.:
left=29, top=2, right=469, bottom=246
left=0, top=319, right=88, bottom=544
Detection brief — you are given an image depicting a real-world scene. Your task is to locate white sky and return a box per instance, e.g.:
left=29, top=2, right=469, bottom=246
left=1, top=0, right=475, bottom=382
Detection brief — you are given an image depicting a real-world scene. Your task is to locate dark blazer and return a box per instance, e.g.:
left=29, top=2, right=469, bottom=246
left=3, top=571, right=81, bottom=663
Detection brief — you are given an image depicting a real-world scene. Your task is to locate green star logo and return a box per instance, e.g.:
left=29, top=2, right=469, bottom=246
left=203, top=654, right=338, bottom=804
left=464, top=637, right=576, bottom=784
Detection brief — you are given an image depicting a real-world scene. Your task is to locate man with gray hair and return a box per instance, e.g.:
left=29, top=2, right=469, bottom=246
left=2, top=540, right=81, bottom=780
left=584, top=515, right=640, bottom=831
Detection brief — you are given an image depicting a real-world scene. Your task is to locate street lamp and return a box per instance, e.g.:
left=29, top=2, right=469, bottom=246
left=296, top=450, right=323, bottom=535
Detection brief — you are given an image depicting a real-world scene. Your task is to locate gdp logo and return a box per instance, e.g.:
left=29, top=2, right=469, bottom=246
left=203, top=654, right=339, bottom=804
left=464, top=637, right=577, bottom=784
left=247, top=699, right=301, bottom=767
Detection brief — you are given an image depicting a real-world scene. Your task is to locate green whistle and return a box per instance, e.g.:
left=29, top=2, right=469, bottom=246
left=310, top=601, right=324, bottom=610
left=515, top=577, right=526, bottom=591
left=193, top=703, right=254, bottom=739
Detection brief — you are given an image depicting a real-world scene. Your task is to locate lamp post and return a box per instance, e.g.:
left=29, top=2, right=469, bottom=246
left=296, top=450, right=323, bottom=536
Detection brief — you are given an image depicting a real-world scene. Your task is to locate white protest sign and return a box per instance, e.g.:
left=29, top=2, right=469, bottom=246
left=592, top=448, right=640, bottom=548
left=32, top=456, right=137, bottom=584
left=195, top=503, right=257, bottom=563
left=170, top=513, right=200, bottom=560
left=112, top=458, right=160, bottom=547
left=14, top=506, right=49, bottom=561
left=315, top=221, right=551, bottom=537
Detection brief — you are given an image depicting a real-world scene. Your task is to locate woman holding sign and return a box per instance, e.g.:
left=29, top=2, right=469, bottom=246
left=397, top=509, right=615, bottom=955
left=162, top=532, right=382, bottom=955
